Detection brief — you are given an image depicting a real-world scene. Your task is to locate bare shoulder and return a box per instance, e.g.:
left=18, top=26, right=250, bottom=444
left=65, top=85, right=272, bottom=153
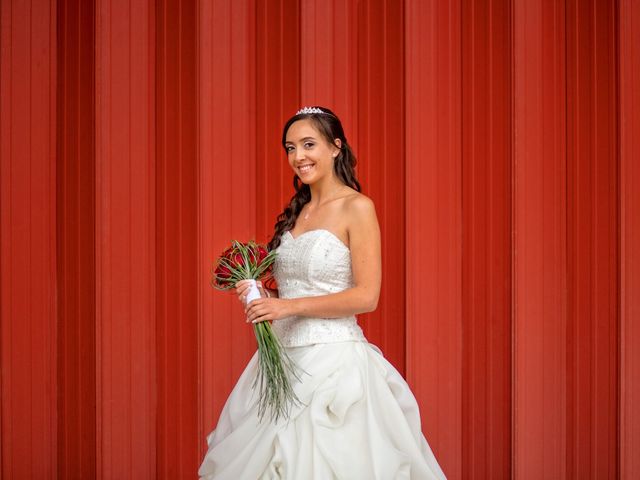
left=342, top=192, right=379, bottom=243
left=344, top=192, right=377, bottom=219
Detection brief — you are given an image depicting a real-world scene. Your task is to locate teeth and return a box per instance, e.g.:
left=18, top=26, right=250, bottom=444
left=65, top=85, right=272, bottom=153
left=299, top=164, right=314, bottom=173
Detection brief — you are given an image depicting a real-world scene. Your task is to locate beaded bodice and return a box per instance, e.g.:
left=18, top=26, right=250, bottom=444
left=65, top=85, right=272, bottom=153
left=271, top=229, right=366, bottom=347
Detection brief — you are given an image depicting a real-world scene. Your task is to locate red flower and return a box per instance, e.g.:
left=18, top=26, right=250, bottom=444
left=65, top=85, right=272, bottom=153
left=210, top=240, right=276, bottom=292
left=221, top=246, right=235, bottom=259
left=257, top=246, right=269, bottom=263
left=263, top=275, right=278, bottom=291
left=233, top=252, right=245, bottom=268
left=213, top=264, right=233, bottom=287
left=216, top=264, right=231, bottom=279
left=246, top=244, right=259, bottom=264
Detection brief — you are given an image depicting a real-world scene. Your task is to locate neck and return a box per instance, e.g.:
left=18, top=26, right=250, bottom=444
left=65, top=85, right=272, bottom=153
left=308, top=176, right=344, bottom=205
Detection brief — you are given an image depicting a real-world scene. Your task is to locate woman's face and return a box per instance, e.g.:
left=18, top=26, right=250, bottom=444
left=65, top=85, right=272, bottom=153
left=284, top=119, right=341, bottom=185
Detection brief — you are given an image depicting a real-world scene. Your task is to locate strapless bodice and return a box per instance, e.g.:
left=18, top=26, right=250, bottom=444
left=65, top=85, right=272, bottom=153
left=271, top=229, right=366, bottom=347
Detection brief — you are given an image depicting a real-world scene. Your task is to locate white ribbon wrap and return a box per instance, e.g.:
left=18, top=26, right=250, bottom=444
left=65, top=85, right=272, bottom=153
left=244, top=279, right=261, bottom=304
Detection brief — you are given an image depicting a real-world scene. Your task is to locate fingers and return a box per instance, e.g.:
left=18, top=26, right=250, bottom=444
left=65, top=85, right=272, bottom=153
left=235, top=279, right=258, bottom=293
left=245, top=299, right=271, bottom=323
left=235, top=280, right=268, bottom=307
left=236, top=290, right=247, bottom=305
left=236, top=281, right=270, bottom=321
left=246, top=311, right=269, bottom=323
left=235, top=280, right=251, bottom=304
left=256, top=280, right=267, bottom=298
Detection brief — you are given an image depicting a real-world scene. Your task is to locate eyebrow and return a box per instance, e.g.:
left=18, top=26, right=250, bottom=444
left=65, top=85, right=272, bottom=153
left=285, top=136, right=317, bottom=144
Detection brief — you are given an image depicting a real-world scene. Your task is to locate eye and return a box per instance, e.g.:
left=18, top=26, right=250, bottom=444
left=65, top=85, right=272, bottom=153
left=304, top=142, right=315, bottom=149
left=285, top=145, right=294, bottom=153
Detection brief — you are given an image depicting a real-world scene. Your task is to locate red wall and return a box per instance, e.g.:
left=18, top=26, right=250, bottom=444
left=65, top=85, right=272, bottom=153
left=620, top=0, right=640, bottom=477
left=1, top=1, right=58, bottom=477
left=1, top=0, right=638, bottom=479
left=57, top=0, right=96, bottom=476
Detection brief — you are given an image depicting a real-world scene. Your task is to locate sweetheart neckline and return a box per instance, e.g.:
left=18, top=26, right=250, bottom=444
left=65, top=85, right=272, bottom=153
left=285, top=229, right=350, bottom=251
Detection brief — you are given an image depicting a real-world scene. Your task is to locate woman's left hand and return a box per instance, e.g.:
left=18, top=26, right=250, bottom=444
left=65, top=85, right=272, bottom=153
left=245, top=297, right=294, bottom=324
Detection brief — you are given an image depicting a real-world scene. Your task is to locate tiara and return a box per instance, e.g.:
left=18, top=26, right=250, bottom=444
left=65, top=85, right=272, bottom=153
left=296, top=106, right=328, bottom=115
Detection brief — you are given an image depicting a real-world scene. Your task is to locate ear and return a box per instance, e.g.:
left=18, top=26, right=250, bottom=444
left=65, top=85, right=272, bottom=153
left=332, top=139, right=342, bottom=157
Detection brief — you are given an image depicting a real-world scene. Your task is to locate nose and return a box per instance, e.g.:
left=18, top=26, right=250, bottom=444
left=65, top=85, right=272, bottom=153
left=295, top=148, right=306, bottom=162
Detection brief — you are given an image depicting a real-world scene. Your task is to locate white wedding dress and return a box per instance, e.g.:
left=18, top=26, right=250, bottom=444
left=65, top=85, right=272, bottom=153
left=199, top=229, right=447, bottom=479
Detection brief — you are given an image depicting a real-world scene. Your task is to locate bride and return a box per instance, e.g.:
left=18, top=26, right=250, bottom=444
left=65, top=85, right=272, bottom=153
left=198, top=106, right=447, bottom=479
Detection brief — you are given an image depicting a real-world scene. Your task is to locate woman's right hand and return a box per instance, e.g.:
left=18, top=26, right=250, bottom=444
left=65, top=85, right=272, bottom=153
left=234, top=279, right=266, bottom=306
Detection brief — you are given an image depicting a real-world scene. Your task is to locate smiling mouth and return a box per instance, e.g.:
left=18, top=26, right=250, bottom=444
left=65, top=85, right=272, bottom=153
left=298, top=164, right=315, bottom=174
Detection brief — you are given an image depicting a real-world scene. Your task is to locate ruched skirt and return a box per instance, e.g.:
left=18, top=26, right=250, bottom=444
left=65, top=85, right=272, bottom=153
left=198, top=341, right=447, bottom=480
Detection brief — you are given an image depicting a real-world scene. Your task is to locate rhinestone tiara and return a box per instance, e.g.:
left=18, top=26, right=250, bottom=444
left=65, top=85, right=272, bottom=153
left=296, top=106, right=328, bottom=115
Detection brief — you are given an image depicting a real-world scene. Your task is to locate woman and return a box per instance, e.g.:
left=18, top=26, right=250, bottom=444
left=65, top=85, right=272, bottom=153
left=199, top=106, right=447, bottom=479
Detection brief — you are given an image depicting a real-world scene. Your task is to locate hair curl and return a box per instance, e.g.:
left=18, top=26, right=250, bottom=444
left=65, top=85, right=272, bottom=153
left=267, top=106, right=361, bottom=251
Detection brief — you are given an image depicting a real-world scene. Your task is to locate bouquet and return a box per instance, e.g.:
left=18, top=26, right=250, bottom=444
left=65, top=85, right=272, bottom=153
left=210, top=240, right=302, bottom=422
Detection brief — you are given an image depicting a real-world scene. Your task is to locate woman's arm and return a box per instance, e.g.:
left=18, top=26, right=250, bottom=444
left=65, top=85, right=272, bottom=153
left=288, top=195, right=381, bottom=317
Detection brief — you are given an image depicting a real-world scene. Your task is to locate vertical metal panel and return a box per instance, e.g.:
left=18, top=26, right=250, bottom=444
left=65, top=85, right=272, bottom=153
left=255, top=0, right=300, bottom=242
left=299, top=0, right=358, bottom=124
left=56, top=0, right=96, bottom=477
left=197, top=0, right=258, bottom=456
left=354, top=0, right=406, bottom=373
left=620, top=0, right=640, bottom=477
left=156, top=0, right=199, bottom=477
left=94, top=0, right=157, bottom=477
left=404, top=1, right=462, bottom=478
left=0, top=0, right=58, bottom=477
left=566, top=1, right=619, bottom=477
left=512, top=0, right=568, bottom=477
left=461, top=0, right=513, bottom=477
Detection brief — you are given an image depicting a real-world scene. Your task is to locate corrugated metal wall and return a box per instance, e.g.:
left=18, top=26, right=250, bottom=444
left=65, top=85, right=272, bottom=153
left=1, top=0, right=58, bottom=477
left=620, top=1, right=640, bottom=477
left=1, top=0, right=638, bottom=478
left=57, top=0, right=96, bottom=476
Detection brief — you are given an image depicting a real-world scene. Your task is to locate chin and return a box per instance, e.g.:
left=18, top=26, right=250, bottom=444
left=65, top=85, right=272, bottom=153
left=297, top=175, right=318, bottom=185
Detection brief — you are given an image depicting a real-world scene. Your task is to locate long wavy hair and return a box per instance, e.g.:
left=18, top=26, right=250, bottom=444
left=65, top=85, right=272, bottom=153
left=267, top=106, right=361, bottom=251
